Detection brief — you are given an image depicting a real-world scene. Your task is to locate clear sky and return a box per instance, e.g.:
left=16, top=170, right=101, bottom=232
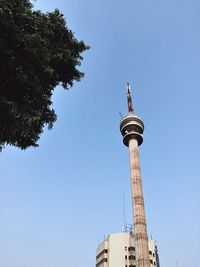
left=1, top=0, right=200, bottom=267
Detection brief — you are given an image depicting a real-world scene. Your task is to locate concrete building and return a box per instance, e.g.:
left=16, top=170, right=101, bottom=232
left=96, top=232, right=160, bottom=267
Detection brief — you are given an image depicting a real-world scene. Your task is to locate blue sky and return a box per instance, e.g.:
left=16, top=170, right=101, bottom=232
left=1, top=0, right=200, bottom=267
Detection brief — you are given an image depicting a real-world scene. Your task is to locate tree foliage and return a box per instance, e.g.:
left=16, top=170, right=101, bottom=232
left=0, top=0, right=88, bottom=150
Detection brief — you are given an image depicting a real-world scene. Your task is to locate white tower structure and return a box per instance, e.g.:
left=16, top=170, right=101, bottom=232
left=119, top=83, right=150, bottom=267
left=96, top=84, right=160, bottom=267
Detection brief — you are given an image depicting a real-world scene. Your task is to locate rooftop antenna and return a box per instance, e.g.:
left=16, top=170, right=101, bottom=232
left=123, top=192, right=126, bottom=231
left=127, top=82, right=134, bottom=114
left=119, top=112, right=123, bottom=119
left=124, top=223, right=133, bottom=234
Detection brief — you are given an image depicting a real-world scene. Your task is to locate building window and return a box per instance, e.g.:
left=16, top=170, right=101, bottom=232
left=125, top=255, right=127, bottom=259
left=150, top=259, right=153, bottom=264
left=129, top=255, right=136, bottom=260
left=128, top=246, right=135, bottom=251
left=96, top=258, right=107, bottom=267
left=153, top=253, right=155, bottom=257
left=96, top=249, right=108, bottom=260
left=125, top=246, right=127, bottom=251
left=149, top=251, right=152, bottom=255
left=129, top=265, right=136, bottom=267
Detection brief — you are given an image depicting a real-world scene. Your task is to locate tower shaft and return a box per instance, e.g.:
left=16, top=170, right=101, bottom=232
left=129, top=138, right=150, bottom=267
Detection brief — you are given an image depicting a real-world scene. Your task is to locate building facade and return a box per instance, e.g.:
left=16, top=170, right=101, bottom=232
left=96, top=232, right=159, bottom=267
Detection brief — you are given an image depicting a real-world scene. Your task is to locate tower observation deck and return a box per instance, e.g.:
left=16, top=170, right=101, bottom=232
left=120, top=83, right=150, bottom=267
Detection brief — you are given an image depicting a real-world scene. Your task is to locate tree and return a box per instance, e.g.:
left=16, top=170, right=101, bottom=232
left=0, top=0, right=88, bottom=150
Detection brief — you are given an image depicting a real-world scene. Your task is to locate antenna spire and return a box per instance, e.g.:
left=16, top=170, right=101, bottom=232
left=127, top=82, right=134, bottom=114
